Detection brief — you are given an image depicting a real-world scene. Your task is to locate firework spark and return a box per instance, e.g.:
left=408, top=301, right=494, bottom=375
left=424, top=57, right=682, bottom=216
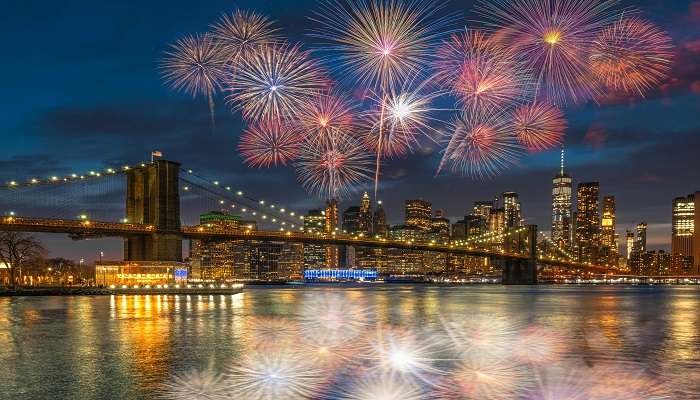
left=311, top=0, right=456, bottom=90
left=476, top=0, right=623, bottom=105
left=226, top=348, right=327, bottom=399
left=513, top=102, right=567, bottom=152
left=296, top=90, right=356, bottom=143
left=590, top=16, right=674, bottom=96
left=211, top=9, right=282, bottom=64
left=161, top=367, right=228, bottom=400
left=161, top=33, right=227, bottom=127
left=435, top=29, right=533, bottom=112
left=226, top=42, right=327, bottom=122
left=295, top=133, right=373, bottom=199
left=238, top=120, right=302, bottom=168
left=438, top=109, right=523, bottom=179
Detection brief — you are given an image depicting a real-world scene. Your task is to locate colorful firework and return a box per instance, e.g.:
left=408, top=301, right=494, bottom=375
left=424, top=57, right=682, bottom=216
left=441, top=314, right=522, bottom=360
left=226, top=42, right=327, bottom=122
left=476, top=0, right=623, bottom=105
left=295, top=133, right=373, bottom=199
left=335, top=373, right=426, bottom=400
left=211, top=9, right=282, bottom=64
left=587, top=363, right=671, bottom=400
left=524, top=365, right=593, bottom=400
left=296, top=90, right=356, bottom=143
left=434, top=29, right=533, bottom=112
left=241, top=316, right=300, bottom=351
left=513, top=102, right=567, bottom=152
left=441, top=355, right=532, bottom=400
left=226, top=348, right=327, bottom=399
left=161, top=367, right=228, bottom=400
left=298, top=292, right=370, bottom=347
left=310, top=0, right=456, bottom=90
left=238, top=120, right=302, bottom=168
left=512, top=325, right=567, bottom=365
left=437, top=109, right=523, bottom=179
left=590, top=16, right=674, bottom=96
left=161, top=33, right=227, bottom=126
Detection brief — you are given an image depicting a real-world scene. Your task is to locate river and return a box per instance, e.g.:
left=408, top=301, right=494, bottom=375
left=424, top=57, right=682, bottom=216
left=1, top=285, right=699, bottom=399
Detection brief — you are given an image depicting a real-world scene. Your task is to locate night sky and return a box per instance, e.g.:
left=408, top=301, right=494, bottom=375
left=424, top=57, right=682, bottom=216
left=2, top=0, right=700, bottom=262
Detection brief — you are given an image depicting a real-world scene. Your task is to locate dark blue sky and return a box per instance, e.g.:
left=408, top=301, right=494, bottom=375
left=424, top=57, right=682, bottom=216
left=2, top=0, right=700, bottom=261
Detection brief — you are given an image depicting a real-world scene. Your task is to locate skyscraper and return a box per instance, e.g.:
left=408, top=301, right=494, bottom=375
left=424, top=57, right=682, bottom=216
left=342, top=206, right=361, bottom=233
left=626, top=229, right=635, bottom=260
left=576, top=182, right=600, bottom=262
left=303, top=210, right=326, bottom=269
left=502, top=192, right=523, bottom=228
left=552, top=147, right=573, bottom=249
left=358, top=192, right=373, bottom=234
left=325, top=199, right=339, bottom=268
left=405, top=200, right=432, bottom=230
left=373, top=200, right=388, bottom=237
left=672, top=193, right=700, bottom=273
left=636, top=222, right=647, bottom=253
left=600, top=196, right=617, bottom=265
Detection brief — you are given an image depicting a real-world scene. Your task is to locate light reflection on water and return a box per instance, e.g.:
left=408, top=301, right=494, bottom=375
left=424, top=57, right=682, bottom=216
left=0, top=285, right=699, bottom=399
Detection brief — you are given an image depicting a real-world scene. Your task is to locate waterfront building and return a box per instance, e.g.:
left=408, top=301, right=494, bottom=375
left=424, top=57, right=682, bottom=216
left=628, top=250, right=671, bottom=276
left=600, top=196, right=618, bottom=266
left=249, top=241, right=282, bottom=280
left=636, top=222, right=647, bottom=253
left=429, top=213, right=450, bottom=242
left=325, top=199, right=340, bottom=268
left=342, top=206, right=361, bottom=233
left=552, top=147, right=573, bottom=249
left=672, top=192, right=700, bottom=273
left=358, top=192, right=373, bottom=234
left=405, top=199, right=432, bottom=230
left=502, top=192, right=523, bottom=228
left=626, top=230, right=635, bottom=259
left=279, top=243, right=304, bottom=280
left=575, top=182, right=601, bottom=263
left=189, top=211, right=244, bottom=281
left=303, top=209, right=326, bottom=269
left=95, top=261, right=189, bottom=286
left=488, top=208, right=506, bottom=236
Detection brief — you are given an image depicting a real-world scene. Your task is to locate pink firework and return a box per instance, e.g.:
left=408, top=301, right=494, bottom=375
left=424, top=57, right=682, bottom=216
left=295, top=133, right=373, bottom=199
left=438, top=109, right=523, bottom=179
left=513, top=102, right=567, bottom=152
left=161, top=33, right=227, bottom=126
left=435, top=29, right=533, bottom=112
left=590, top=17, right=674, bottom=96
left=211, top=9, right=282, bottom=63
left=476, top=0, right=623, bottom=105
left=238, top=120, right=302, bottom=168
left=296, top=90, right=356, bottom=143
left=226, top=42, right=327, bottom=123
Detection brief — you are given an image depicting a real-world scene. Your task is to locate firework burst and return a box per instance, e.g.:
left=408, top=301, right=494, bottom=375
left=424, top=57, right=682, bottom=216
left=335, top=373, right=426, bottom=400
left=296, top=90, right=356, bottom=143
left=161, top=33, right=227, bottom=127
left=295, top=133, right=373, bottom=199
left=238, top=120, right=302, bottom=168
left=226, top=42, right=327, bottom=122
left=513, top=102, right=567, bottom=152
left=476, top=0, right=623, bottom=105
left=211, top=9, right=282, bottom=64
left=441, top=355, right=532, bottom=400
left=590, top=16, right=674, bottom=96
left=311, top=0, right=456, bottom=90
left=438, top=109, right=523, bottom=179
left=161, top=367, right=228, bottom=400
left=435, top=29, right=533, bottom=112
left=298, top=292, right=371, bottom=347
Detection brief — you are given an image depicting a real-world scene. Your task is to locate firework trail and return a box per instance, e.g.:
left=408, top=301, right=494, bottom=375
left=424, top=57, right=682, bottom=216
left=295, top=132, right=374, bottom=200
left=296, top=89, right=356, bottom=144
left=437, top=109, right=523, bottom=179
left=160, top=367, right=228, bottom=400
left=434, top=29, right=533, bottom=113
left=211, top=9, right=282, bottom=65
left=476, top=0, right=623, bottom=105
left=238, top=120, right=302, bottom=168
left=311, top=0, right=456, bottom=196
left=513, top=102, right=567, bottom=152
left=590, top=16, right=674, bottom=96
left=226, top=42, right=327, bottom=123
left=161, top=33, right=227, bottom=128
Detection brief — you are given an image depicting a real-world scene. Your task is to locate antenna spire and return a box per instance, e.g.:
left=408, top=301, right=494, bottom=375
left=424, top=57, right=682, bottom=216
left=560, top=145, right=565, bottom=175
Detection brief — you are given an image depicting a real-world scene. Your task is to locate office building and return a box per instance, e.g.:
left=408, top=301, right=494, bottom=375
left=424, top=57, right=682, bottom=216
left=502, top=192, right=523, bottom=228
left=325, top=199, right=340, bottom=268
left=373, top=201, right=388, bottom=237
left=552, top=147, right=573, bottom=249
left=342, top=206, right=361, bottom=233
left=303, top=210, right=326, bottom=269
left=600, top=196, right=617, bottom=265
left=636, top=222, right=647, bottom=253
left=405, top=199, right=432, bottom=230
left=575, top=182, right=600, bottom=263
left=358, top=192, right=373, bottom=234
left=672, top=192, right=700, bottom=273
left=626, top=230, right=635, bottom=260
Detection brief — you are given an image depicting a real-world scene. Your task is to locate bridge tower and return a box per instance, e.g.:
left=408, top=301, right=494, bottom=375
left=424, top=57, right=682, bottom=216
left=124, top=160, right=182, bottom=261
left=501, top=225, right=538, bottom=285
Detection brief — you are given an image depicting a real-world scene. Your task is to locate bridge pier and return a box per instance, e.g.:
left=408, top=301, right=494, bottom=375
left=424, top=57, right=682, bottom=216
left=501, top=225, right=538, bottom=285
left=124, top=160, right=182, bottom=262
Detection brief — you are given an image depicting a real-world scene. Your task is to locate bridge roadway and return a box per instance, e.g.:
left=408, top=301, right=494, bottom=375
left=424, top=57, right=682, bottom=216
left=0, top=216, right=611, bottom=271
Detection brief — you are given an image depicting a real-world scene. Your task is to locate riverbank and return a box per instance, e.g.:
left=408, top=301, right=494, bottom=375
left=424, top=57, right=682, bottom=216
left=0, top=285, right=244, bottom=296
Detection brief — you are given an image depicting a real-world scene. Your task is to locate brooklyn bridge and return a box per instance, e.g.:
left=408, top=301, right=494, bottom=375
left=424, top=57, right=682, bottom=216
left=0, top=159, right=612, bottom=284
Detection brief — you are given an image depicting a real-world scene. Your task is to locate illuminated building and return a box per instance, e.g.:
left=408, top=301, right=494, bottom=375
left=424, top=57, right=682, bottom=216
left=358, top=192, right=373, bottom=234
left=502, top=192, right=522, bottom=228
left=635, top=222, right=647, bottom=253
left=278, top=243, right=303, bottom=280
left=373, top=201, right=388, bottom=237
left=189, top=211, right=242, bottom=281
left=629, top=250, right=671, bottom=276
left=600, top=196, right=617, bottom=265
left=452, top=220, right=467, bottom=240
left=95, top=261, right=189, bottom=286
left=575, top=182, right=600, bottom=263
left=342, top=206, right=361, bottom=233
left=430, top=212, right=450, bottom=242
left=473, top=200, right=494, bottom=226
left=405, top=199, right=432, bottom=230
left=551, top=147, right=572, bottom=249
left=249, top=242, right=284, bottom=280
left=303, top=269, right=378, bottom=281
left=626, top=230, right=635, bottom=260
left=672, top=192, right=700, bottom=273
left=303, top=209, right=326, bottom=269
left=488, top=208, right=506, bottom=236
left=325, top=199, right=339, bottom=268
left=387, top=225, right=425, bottom=275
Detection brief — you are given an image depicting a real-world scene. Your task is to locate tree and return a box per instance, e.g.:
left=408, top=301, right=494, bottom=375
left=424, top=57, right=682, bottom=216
left=0, top=232, right=45, bottom=288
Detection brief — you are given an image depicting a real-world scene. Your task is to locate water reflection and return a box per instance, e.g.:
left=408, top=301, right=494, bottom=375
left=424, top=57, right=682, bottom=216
left=0, top=286, right=698, bottom=399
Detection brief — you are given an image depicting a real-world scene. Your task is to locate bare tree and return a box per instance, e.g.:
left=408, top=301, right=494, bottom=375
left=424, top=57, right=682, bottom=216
left=0, top=232, right=45, bottom=288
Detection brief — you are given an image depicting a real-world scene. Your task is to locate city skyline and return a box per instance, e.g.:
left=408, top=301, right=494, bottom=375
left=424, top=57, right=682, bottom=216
left=2, top=0, right=700, bottom=261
